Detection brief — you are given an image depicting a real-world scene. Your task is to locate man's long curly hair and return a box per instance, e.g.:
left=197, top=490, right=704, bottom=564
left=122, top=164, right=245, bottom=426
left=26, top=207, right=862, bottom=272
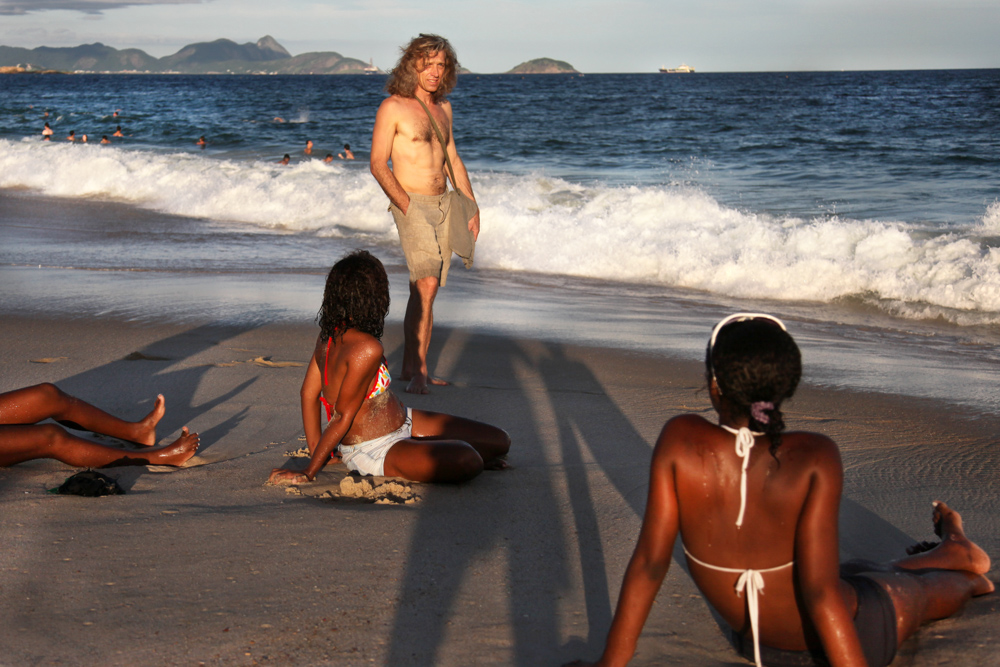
left=316, top=250, right=390, bottom=342
left=385, top=33, right=458, bottom=102
left=707, top=318, right=801, bottom=454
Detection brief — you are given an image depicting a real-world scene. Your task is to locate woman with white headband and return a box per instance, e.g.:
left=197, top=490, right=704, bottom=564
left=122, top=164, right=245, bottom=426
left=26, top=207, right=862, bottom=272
left=571, top=313, right=992, bottom=667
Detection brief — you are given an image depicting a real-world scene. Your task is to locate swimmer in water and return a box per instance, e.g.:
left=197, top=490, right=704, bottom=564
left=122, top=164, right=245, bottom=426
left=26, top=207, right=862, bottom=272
left=0, top=384, right=199, bottom=469
left=338, top=143, right=355, bottom=160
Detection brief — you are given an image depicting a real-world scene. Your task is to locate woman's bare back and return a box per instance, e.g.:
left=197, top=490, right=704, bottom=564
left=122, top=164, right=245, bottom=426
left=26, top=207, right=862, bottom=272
left=666, top=414, right=848, bottom=650
left=316, top=330, right=407, bottom=445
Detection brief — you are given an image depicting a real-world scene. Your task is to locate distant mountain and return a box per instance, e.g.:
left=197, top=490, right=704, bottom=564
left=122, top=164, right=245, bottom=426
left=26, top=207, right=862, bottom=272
left=0, top=42, right=158, bottom=72
left=506, top=58, right=578, bottom=74
left=0, top=36, right=378, bottom=74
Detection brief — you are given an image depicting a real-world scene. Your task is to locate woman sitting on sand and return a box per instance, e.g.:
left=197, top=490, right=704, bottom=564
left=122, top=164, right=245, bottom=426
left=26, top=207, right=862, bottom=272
left=269, top=250, right=509, bottom=485
left=572, top=313, right=992, bottom=667
left=0, top=383, right=199, bottom=468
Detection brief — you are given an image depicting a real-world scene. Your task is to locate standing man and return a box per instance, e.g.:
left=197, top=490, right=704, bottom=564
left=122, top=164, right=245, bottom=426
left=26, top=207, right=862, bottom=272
left=370, top=34, right=479, bottom=394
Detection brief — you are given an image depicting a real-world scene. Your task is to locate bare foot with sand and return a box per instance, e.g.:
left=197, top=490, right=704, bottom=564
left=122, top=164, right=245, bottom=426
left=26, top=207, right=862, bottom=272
left=133, top=394, right=166, bottom=446
left=146, top=427, right=200, bottom=466
left=897, top=501, right=992, bottom=576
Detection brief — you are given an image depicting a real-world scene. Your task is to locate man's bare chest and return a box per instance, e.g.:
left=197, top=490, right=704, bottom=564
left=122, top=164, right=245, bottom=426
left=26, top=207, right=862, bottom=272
left=400, top=110, right=449, bottom=146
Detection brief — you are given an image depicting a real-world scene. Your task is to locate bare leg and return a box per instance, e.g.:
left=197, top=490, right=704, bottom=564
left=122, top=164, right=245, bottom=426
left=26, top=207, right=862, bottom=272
left=892, top=501, right=991, bottom=574
left=0, top=383, right=166, bottom=446
left=0, top=423, right=199, bottom=468
left=381, top=410, right=510, bottom=482
left=858, top=502, right=994, bottom=646
left=400, top=277, right=449, bottom=394
left=383, top=439, right=484, bottom=483
left=410, top=409, right=511, bottom=467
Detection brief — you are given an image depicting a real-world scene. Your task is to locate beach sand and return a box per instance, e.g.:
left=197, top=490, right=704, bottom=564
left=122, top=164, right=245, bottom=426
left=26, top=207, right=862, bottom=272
left=0, top=312, right=997, bottom=666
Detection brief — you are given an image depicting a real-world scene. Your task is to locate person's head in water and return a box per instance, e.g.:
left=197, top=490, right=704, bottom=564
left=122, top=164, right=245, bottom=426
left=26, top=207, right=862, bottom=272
left=706, top=313, right=801, bottom=451
left=317, top=250, right=390, bottom=343
left=385, top=33, right=458, bottom=102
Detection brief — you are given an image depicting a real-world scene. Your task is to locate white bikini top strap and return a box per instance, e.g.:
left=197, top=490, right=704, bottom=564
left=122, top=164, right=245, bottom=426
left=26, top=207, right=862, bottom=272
left=684, top=546, right=793, bottom=667
left=720, top=425, right=763, bottom=527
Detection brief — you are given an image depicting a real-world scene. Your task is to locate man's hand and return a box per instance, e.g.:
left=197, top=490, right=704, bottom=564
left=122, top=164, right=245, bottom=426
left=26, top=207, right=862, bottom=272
left=469, top=210, right=480, bottom=241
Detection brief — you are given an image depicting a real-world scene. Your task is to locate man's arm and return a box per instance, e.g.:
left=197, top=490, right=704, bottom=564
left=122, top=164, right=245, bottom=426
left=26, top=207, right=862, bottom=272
left=442, top=102, right=481, bottom=240
left=370, top=97, right=411, bottom=213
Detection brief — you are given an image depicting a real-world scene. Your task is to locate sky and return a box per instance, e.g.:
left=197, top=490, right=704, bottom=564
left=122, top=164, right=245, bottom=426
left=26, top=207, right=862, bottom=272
left=1, top=0, right=999, bottom=73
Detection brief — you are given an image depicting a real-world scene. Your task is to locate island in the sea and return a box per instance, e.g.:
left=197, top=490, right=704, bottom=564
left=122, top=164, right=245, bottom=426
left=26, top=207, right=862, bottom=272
left=506, top=58, right=579, bottom=74
left=0, top=36, right=380, bottom=75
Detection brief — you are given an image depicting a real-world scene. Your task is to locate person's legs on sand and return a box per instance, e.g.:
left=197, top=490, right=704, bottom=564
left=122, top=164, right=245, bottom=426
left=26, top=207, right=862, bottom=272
left=401, top=277, right=449, bottom=394
left=854, top=502, right=994, bottom=647
left=0, top=423, right=199, bottom=468
left=382, top=438, right=483, bottom=482
left=409, top=408, right=510, bottom=468
left=0, top=383, right=166, bottom=446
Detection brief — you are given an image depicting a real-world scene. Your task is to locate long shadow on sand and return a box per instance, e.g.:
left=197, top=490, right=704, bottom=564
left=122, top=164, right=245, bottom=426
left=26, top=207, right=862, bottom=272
left=385, top=332, right=568, bottom=665
left=384, top=333, right=674, bottom=665
left=381, top=331, right=947, bottom=666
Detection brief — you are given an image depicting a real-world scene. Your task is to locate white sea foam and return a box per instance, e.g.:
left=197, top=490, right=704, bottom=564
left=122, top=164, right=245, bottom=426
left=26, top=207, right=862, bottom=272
left=3, top=139, right=999, bottom=323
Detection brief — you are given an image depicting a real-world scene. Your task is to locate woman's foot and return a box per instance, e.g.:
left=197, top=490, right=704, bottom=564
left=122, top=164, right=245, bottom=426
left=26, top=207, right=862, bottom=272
left=134, top=394, right=166, bottom=446
left=146, top=427, right=199, bottom=466
left=898, top=502, right=991, bottom=575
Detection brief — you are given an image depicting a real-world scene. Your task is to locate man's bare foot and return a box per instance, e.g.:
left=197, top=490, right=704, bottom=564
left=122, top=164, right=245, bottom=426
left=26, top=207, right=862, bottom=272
left=134, top=394, right=166, bottom=446
left=147, top=427, right=199, bottom=466
left=897, top=501, right=991, bottom=575
left=403, top=374, right=449, bottom=394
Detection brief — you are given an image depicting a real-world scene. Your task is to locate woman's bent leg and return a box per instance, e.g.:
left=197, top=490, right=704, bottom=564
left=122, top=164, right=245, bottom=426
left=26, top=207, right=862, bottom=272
left=0, top=383, right=165, bottom=446
left=382, top=439, right=484, bottom=483
left=409, top=409, right=510, bottom=466
left=865, top=569, right=990, bottom=646
left=0, top=423, right=199, bottom=468
left=861, top=502, right=993, bottom=647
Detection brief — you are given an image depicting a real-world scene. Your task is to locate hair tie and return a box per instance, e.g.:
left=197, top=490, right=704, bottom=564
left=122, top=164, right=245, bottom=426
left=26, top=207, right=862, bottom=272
left=750, top=401, right=774, bottom=425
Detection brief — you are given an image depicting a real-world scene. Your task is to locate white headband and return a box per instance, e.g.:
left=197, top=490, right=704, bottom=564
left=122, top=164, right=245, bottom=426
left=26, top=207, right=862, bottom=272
left=709, top=313, right=788, bottom=383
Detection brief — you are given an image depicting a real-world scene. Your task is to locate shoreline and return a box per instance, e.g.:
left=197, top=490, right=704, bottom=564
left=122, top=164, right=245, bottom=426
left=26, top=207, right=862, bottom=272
left=1, top=313, right=997, bottom=665
left=4, top=258, right=1000, bottom=417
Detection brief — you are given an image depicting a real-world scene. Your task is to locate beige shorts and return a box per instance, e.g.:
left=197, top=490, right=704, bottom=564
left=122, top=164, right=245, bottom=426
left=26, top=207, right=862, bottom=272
left=390, top=192, right=452, bottom=286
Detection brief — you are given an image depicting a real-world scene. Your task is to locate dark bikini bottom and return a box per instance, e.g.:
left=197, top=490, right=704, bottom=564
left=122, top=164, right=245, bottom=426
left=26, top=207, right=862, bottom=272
left=729, top=574, right=898, bottom=667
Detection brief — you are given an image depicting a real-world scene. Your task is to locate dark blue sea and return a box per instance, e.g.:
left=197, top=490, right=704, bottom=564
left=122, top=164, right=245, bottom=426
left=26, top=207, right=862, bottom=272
left=2, top=71, right=1000, bottom=409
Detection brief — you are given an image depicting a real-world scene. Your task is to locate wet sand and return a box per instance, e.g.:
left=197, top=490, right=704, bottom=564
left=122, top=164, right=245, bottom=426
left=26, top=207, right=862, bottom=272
left=0, top=313, right=996, bottom=666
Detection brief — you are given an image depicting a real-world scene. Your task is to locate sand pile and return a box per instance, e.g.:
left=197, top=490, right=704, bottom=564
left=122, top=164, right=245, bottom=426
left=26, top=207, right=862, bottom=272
left=337, top=475, right=419, bottom=504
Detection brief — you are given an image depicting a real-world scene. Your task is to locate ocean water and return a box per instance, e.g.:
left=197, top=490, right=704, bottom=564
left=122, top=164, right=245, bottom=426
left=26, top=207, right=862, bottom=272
left=2, top=71, right=1000, bottom=410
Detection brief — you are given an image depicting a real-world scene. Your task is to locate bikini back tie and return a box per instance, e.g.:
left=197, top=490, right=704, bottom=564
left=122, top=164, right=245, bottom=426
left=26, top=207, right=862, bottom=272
left=720, top=425, right=764, bottom=528
left=684, top=546, right=793, bottom=667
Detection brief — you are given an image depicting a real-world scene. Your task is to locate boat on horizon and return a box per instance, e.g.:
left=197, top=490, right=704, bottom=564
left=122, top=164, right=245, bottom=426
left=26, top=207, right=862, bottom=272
left=659, top=63, right=695, bottom=73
